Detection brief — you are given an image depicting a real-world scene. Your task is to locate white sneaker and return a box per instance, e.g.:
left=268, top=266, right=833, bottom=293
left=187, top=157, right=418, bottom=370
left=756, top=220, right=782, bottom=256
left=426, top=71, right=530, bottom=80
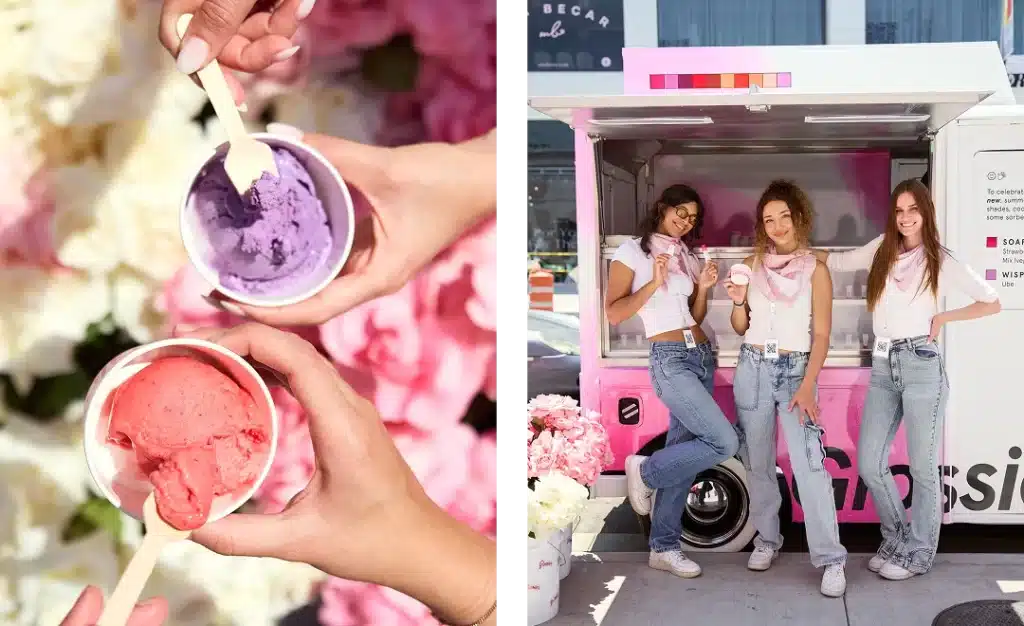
left=649, top=550, right=702, bottom=578
left=625, top=455, right=653, bottom=515
left=820, top=563, right=846, bottom=597
left=878, top=561, right=917, bottom=580
left=746, top=545, right=778, bottom=571
left=867, top=555, right=887, bottom=573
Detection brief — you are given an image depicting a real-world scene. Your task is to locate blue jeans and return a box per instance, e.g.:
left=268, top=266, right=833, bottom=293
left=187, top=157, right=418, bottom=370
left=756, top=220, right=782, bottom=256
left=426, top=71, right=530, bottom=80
left=858, top=336, right=948, bottom=574
left=642, top=342, right=740, bottom=553
left=734, top=345, right=847, bottom=568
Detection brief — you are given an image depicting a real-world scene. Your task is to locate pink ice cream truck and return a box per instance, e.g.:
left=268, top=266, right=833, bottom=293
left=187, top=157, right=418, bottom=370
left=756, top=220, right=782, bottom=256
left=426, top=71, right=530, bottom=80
left=529, top=42, right=1024, bottom=551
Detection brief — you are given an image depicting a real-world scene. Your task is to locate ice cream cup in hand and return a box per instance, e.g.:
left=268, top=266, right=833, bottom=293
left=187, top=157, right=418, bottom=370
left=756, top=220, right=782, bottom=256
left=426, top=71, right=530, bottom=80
left=180, top=132, right=355, bottom=308
left=82, top=338, right=278, bottom=529
left=729, top=263, right=751, bottom=286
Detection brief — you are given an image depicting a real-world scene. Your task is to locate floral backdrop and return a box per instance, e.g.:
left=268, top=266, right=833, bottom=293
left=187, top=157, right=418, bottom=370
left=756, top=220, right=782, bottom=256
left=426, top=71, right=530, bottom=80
left=0, top=0, right=496, bottom=624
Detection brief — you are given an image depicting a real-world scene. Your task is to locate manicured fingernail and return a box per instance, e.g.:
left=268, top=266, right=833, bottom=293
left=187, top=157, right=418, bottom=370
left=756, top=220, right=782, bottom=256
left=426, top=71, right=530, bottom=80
left=297, top=0, right=316, bottom=20
left=266, top=122, right=303, bottom=139
left=176, top=37, right=210, bottom=74
left=273, top=45, right=301, bottom=63
left=204, top=295, right=245, bottom=316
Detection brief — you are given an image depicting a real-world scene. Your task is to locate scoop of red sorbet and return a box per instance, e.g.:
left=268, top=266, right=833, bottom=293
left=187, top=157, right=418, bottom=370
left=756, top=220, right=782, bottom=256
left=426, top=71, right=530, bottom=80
left=108, top=357, right=270, bottom=530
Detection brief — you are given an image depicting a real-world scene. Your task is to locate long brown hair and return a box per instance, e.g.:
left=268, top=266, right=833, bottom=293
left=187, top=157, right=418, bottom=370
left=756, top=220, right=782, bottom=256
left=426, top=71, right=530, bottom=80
left=637, top=184, right=705, bottom=255
left=865, top=179, right=946, bottom=311
left=753, top=180, right=814, bottom=264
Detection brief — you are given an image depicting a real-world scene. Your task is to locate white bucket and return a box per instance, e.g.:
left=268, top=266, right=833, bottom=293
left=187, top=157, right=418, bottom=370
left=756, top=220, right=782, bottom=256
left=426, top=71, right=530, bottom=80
left=527, top=536, right=561, bottom=626
left=556, top=524, right=573, bottom=580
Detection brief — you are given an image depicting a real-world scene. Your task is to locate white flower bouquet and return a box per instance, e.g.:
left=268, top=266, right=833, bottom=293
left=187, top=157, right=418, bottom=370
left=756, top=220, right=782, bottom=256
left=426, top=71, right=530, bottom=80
left=527, top=472, right=588, bottom=541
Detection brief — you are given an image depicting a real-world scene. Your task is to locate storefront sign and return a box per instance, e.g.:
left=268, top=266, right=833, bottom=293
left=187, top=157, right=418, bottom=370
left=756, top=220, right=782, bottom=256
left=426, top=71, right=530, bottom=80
left=528, top=1, right=624, bottom=72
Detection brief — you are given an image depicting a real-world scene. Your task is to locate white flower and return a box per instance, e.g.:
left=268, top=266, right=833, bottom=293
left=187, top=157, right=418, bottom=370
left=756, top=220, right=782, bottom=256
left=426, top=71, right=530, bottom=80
left=527, top=472, right=588, bottom=540
left=29, top=0, right=120, bottom=87
left=109, top=266, right=164, bottom=343
left=272, top=79, right=385, bottom=145
left=139, top=540, right=324, bottom=626
left=51, top=118, right=212, bottom=283
left=0, top=5, right=36, bottom=96
left=0, top=266, right=109, bottom=380
left=0, top=414, right=107, bottom=625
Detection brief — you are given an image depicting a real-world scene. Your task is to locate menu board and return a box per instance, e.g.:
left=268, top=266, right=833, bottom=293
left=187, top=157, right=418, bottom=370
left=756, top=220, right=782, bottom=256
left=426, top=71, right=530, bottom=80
left=971, top=151, right=1024, bottom=309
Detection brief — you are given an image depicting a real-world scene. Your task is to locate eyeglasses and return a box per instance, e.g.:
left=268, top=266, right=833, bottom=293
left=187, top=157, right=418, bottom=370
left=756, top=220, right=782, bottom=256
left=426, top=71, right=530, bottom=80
left=674, top=209, right=699, bottom=224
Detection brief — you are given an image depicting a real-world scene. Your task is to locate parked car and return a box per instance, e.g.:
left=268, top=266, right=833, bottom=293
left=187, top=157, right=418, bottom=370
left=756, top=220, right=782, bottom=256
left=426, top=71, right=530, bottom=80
left=527, top=310, right=580, bottom=400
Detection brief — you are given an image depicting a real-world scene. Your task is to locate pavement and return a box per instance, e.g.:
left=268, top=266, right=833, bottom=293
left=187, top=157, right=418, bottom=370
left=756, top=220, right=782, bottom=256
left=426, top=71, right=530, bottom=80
left=547, top=498, right=1024, bottom=626
left=551, top=552, right=1024, bottom=626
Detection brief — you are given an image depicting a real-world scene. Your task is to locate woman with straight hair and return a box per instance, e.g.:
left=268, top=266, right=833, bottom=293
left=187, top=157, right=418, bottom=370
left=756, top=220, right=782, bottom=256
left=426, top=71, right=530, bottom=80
left=818, top=178, right=1000, bottom=580
left=725, top=180, right=848, bottom=597
left=607, top=184, right=738, bottom=579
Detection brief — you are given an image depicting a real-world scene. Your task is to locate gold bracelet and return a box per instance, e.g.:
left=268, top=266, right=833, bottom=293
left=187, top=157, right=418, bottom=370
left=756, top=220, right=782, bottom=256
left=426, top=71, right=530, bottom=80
left=438, top=600, right=497, bottom=626
left=470, top=600, right=496, bottom=625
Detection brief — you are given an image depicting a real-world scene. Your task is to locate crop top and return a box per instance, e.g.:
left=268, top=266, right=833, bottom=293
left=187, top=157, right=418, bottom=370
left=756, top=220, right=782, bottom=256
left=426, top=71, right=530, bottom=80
left=610, top=238, right=697, bottom=338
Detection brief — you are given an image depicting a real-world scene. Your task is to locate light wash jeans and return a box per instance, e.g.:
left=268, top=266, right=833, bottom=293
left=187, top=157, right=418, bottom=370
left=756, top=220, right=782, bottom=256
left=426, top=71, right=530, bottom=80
left=642, top=342, right=740, bottom=553
left=858, top=335, right=948, bottom=574
left=734, top=345, right=847, bottom=568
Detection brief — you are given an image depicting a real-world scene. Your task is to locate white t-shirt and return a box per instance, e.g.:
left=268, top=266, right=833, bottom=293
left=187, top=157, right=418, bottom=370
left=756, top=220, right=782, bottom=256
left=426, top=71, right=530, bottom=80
left=611, top=238, right=697, bottom=338
left=828, top=235, right=999, bottom=339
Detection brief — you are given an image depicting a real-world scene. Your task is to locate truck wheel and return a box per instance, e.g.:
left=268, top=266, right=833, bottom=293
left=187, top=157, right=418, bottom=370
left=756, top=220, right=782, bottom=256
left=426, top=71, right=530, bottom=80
left=650, top=457, right=756, bottom=553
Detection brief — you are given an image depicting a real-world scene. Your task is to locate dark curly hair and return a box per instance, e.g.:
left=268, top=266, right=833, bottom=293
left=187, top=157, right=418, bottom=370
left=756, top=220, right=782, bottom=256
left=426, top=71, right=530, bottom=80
left=637, top=184, right=706, bottom=255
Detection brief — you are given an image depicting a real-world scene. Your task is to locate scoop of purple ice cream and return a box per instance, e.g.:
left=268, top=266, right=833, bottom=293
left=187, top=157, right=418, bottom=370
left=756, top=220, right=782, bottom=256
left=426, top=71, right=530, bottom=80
left=190, top=147, right=332, bottom=295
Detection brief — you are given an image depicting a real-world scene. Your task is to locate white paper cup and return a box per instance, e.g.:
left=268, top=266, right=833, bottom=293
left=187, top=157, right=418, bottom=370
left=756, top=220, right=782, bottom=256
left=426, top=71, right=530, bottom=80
left=729, top=263, right=751, bottom=286
left=82, top=338, right=278, bottom=526
left=180, top=132, right=355, bottom=307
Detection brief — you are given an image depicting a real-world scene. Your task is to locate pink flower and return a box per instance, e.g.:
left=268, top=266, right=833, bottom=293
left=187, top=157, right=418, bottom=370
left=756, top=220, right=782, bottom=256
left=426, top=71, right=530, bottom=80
left=255, top=387, right=315, bottom=513
left=425, top=217, right=496, bottom=332
left=305, top=0, right=403, bottom=58
left=0, top=154, right=56, bottom=267
left=528, top=394, right=580, bottom=431
left=154, top=265, right=242, bottom=333
left=416, top=59, right=496, bottom=144
left=448, top=430, right=496, bottom=536
left=399, top=0, right=496, bottom=66
left=320, top=261, right=494, bottom=431
left=320, top=578, right=438, bottom=626
left=527, top=430, right=565, bottom=477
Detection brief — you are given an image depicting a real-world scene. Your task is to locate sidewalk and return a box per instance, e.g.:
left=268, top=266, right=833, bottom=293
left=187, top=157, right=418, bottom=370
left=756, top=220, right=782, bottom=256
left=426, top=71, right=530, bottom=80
left=551, top=552, right=1024, bottom=626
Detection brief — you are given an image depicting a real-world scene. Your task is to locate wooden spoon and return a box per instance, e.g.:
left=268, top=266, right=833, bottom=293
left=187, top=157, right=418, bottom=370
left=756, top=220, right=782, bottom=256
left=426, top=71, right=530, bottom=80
left=96, top=493, right=191, bottom=626
left=176, top=13, right=278, bottom=194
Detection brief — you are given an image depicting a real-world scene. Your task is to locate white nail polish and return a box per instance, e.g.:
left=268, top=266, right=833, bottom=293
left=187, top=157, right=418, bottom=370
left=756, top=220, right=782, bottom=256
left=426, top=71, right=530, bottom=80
left=176, top=37, right=210, bottom=75
left=296, top=0, right=316, bottom=20
left=273, top=45, right=301, bottom=63
left=266, top=122, right=304, bottom=139
left=219, top=300, right=245, bottom=316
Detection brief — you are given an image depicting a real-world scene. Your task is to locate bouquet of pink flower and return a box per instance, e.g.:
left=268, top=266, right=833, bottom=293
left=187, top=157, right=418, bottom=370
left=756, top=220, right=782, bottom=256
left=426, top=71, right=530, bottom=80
left=527, top=394, right=614, bottom=487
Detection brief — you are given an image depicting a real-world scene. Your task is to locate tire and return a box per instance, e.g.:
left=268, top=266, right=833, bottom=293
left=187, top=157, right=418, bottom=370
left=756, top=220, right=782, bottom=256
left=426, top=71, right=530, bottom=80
left=649, top=457, right=757, bottom=553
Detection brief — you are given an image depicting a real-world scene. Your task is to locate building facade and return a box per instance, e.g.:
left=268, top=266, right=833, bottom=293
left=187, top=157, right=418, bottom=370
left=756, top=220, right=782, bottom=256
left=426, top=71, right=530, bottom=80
left=527, top=0, right=1018, bottom=294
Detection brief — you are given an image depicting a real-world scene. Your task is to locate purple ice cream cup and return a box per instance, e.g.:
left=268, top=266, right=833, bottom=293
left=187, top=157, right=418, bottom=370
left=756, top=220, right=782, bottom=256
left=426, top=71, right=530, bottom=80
left=179, top=132, right=355, bottom=307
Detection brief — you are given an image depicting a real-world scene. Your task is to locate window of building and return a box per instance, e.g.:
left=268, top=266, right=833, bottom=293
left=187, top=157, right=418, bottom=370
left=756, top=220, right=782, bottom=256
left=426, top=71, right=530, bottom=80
left=657, top=0, right=825, bottom=47
left=528, top=121, right=577, bottom=284
left=866, top=0, right=1001, bottom=44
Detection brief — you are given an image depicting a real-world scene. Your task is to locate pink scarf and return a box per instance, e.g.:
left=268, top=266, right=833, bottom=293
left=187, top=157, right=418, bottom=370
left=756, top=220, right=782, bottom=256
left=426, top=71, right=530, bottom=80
left=891, top=245, right=926, bottom=292
left=751, top=248, right=817, bottom=304
left=648, top=234, right=701, bottom=291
